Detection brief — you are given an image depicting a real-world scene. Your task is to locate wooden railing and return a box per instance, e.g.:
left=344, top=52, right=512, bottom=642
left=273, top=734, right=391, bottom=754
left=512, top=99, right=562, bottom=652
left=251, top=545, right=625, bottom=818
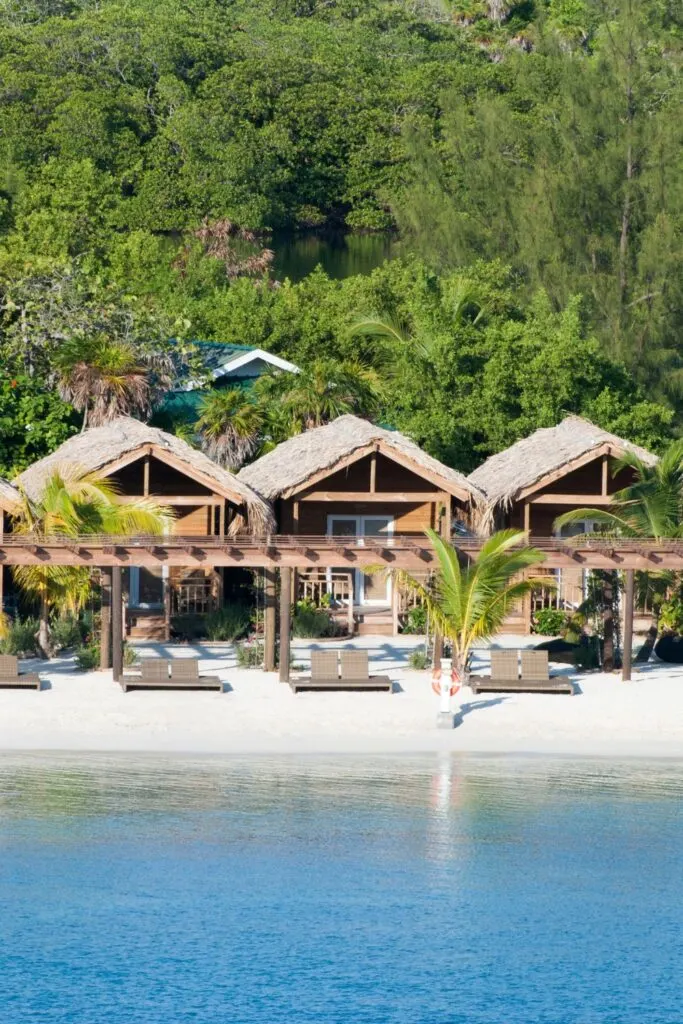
left=172, top=581, right=217, bottom=616
left=298, top=570, right=353, bottom=606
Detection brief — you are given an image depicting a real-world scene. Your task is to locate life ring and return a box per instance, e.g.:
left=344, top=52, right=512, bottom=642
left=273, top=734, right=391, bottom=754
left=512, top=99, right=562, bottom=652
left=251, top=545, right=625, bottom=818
left=431, top=667, right=461, bottom=698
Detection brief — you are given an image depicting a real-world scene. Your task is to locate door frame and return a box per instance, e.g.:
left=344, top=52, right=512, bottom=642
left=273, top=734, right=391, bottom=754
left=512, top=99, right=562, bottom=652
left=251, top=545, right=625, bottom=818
left=129, top=565, right=169, bottom=609
left=326, top=514, right=394, bottom=606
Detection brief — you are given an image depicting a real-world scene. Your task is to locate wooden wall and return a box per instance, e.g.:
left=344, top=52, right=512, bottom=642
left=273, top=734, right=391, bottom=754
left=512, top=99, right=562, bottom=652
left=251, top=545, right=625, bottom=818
left=281, top=500, right=437, bottom=535
left=172, top=505, right=212, bottom=536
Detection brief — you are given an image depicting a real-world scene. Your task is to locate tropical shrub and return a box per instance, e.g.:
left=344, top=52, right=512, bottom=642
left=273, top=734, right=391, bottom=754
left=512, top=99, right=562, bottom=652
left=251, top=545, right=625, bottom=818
left=236, top=640, right=264, bottom=668
left=50, top=615, right=87, bottom=652
left=532, top=608, right=569, bottom=637
left=402, top=605, right=427, bottom=634
left=204, top=606, right=251, bottom=642
left=75, top=642, right=100, bottom=671
left=658, top=595, right=683, bottom=635
left=292, top=601, right=334, bottom=639
left=171, top=615, right=207, bottom=641
left=573, top=636, right=601, bottom=671
left=408, top=646, right=430, bottom=670
left=0, top=617, right=40, bottom=657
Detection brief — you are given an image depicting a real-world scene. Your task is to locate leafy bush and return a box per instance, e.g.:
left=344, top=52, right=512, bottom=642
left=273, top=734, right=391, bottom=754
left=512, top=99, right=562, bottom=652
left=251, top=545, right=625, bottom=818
left=408, top=646, right=430, bottom=670
left=51, top=615, right=86, bottom=652
left=659, top=595, right=683, bottom=634
left=171, top=615, right=207, bottom=641
left=75, top=642, right=100, bottom=671
left=205, top=605, right=251, bottom=642
left=292, top=604, right=334, bottom=639
left=532, top=608, right=569, bottom=637
left=236, top=640, right=264, bottom=668
left=402, top=605, right=427, bottom=634
left=0, top=617, right=39, bottom=657
left=123, top=641, right=138, bottom=667
left=574, top=636, right=601, bottom=671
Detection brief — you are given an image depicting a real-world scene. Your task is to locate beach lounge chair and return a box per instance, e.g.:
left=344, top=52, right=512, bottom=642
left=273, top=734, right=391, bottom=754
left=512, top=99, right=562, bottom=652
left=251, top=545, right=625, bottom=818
left=121, top=657, right=223, bottom=692
left=470, top=649, right=575, bottom=695
left=290, top=649, right=392, bottom=693
left=120, top=658, right=169, bottom=692
left=0, top=654, right=42, bottom=691
left=169, top=659, right=222, bottom=691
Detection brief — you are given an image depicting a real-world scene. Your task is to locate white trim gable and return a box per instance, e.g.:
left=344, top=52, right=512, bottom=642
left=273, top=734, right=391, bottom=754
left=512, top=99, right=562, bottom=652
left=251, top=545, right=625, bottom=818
left=211, top=348, right=300, bottom=381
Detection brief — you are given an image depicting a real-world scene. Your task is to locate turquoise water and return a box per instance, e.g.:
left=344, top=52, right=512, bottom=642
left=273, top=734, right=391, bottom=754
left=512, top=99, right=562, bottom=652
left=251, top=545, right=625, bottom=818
left=0, top=755, right=681, bottom=1024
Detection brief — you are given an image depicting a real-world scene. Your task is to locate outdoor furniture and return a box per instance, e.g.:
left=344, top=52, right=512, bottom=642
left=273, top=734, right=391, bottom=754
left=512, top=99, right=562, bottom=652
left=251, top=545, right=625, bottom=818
left=169, top=659, right=222, bottom=691
left=470, top=649, right=575, bottom=695
left=290, top=649, right=392, bottom=693
left=121, top=657, right=223, bottom=692
left=0, top=654, right=42, bottom=691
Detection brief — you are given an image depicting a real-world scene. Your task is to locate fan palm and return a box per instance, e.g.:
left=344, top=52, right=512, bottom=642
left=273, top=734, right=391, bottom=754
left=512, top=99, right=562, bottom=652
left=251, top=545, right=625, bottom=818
left=278, top=358, right=383, bottom=433
left=10, top=469, right=173, bottom=657
left=195, top=389, right=264, bottom=470
left=555, top=440, right=683, bottom=662
left=55, top=336, right=155, bottom=430
left=397, top=529, right=549, bottom=711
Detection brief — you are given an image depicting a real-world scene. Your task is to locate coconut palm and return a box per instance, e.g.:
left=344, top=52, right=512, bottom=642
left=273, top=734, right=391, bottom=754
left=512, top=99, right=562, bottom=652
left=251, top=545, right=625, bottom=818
left=277, top=358, right=383, bottom=433
left=10, top=469, right=173, bottom=657
left=555, top=440, right=683, bottom=662
left=195, top=389, right=264, bottom=470
left=54, top=336, right=161, bottom=430
left=397, top=529, right=548, bottom=711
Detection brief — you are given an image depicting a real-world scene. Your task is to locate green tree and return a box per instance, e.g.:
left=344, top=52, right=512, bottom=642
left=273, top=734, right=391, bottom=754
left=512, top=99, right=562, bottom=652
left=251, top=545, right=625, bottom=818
left=10, top=469, right=173, bottom=657
left=403, top=528, right=548, bottom=709
left=556, top=439, right=683, bottom=662
left=195, top=389, right=265, bottom=470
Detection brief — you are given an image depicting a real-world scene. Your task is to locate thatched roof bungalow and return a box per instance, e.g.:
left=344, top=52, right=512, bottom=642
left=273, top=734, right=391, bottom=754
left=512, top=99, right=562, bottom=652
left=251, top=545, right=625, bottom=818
left=15, top=416, right=274, bottom=535
left=469, top=416, right=657, bottom=531
left=239, top=414, right=482, bottom=507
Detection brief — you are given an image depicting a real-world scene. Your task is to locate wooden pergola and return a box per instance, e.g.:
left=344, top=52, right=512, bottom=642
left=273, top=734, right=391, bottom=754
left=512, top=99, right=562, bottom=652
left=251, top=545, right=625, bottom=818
left=0, top=533, right=667, bottom=683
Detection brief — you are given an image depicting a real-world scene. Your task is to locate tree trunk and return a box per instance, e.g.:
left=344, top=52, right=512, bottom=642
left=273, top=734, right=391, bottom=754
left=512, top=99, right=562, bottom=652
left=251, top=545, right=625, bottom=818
left=602, top=576, right=615, bottom=672
left=634, top=609, right=659, bottom=664
left=37, top=591, right=51, bottom=659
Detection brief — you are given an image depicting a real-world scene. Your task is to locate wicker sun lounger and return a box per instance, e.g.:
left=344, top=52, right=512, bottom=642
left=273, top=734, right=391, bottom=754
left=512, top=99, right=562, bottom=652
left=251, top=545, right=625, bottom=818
left=290, top=649, right=392, bottom=693
left=470, top=649, right=575, bottom=695
left=121, top=658, right=222, bottom=692
left=170, top=659, right=222, bottom=691
left=0, top=654, right=42, bottom=690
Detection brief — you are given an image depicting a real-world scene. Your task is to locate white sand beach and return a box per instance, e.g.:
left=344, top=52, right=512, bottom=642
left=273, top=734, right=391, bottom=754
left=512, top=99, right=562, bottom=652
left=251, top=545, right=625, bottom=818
left=0, top=636, right=681, bottom=758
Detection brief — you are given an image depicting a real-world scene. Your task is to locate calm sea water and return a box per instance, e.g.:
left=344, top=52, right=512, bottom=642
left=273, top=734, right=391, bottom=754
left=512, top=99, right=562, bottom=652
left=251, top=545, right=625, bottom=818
left=0, top=755, right=681, bottom=1024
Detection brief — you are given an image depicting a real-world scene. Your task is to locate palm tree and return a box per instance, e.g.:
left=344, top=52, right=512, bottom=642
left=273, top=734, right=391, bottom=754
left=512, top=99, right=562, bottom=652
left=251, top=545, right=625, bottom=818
left=195, top=389, right=264, bottom=470
left=277, top=358, right=383, bottom=433
left=555, top=440, right=683, bottom=663
left=398, top=529, right=548, bottom=713
left=54, top=336, right=162, bottom=430
left=10, top=469, right=173, bottom=657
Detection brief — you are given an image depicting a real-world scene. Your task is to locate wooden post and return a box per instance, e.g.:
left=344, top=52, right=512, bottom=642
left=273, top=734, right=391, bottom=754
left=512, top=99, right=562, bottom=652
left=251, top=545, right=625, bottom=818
left=391, top=577, right=400, bottom=636
left=0, top=514, right=4, bottom=615
left=622, top=569, right=634, bottom=682
left=522, top=502, right=532, bottom=633
left=219, top=501, right=226, bottom=537
left=100, top=568, right=112, bottom=670
left=143, top=454, right=150, bottom=497
left=112, top=566, right=123, bottom=683
left=370, top=451, right=377, bottom=493
left=347, top=570, right=355, bottom=637
left=264, top=569, right=277, bottom=672
left=292, top=500, right=299, bottom=609
left=601, top=454, right=609, bottom=496
left=163, top=574, right=172, bottom=642
left=279, top=567, right=292, bottom=683
left=602, top=572, right=615, bottom=672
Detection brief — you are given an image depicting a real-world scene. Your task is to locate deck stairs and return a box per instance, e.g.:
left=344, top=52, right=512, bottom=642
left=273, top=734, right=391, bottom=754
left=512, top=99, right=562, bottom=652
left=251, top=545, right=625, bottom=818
left=127, top=610, right=167, bottom=640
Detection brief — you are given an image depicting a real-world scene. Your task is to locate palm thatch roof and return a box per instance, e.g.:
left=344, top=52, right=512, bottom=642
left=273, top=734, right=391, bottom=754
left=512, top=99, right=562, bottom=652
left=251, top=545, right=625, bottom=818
left=15, top=416, right=274, bottom=533
left=468, top=416, right=658, bottom=509
left=238, top=415, right=483, bottom=503
left=0, top=477, right=20, bottom=512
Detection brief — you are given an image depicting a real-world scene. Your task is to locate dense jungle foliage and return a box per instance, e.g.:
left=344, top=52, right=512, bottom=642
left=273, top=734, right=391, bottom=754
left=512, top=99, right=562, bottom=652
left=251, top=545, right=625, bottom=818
left=0, top=0, right=680, bottom=476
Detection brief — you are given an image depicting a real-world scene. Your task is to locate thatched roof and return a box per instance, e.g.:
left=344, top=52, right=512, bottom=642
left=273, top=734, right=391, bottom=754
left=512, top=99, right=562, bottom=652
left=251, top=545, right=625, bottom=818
left=15, top=416, right=274, bottom=533
left=468, top=416, right=658, bottom=508
left=238, top=415, right=483, bottom=503
left=0, top=477, right=20, bottom=512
